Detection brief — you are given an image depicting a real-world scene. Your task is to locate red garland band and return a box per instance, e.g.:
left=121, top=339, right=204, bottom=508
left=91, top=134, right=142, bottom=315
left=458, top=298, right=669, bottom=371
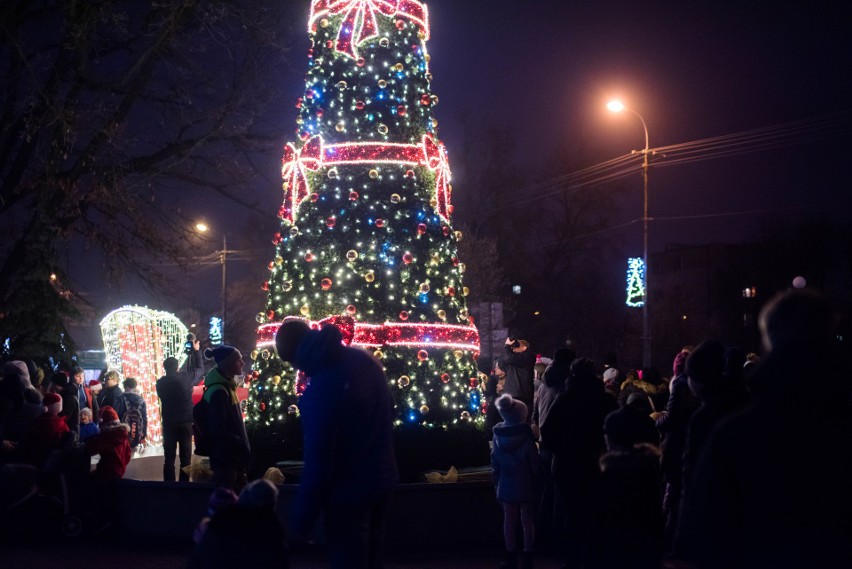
left=256, top=318, right=480, bottom=353
left=280, top=134, right=452, bottom=223
left=309, top=0, right=430, bottom=58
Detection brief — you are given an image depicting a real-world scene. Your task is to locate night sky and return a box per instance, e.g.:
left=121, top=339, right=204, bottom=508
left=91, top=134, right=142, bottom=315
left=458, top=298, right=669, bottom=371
left=77, top=0, right=852, bottom=334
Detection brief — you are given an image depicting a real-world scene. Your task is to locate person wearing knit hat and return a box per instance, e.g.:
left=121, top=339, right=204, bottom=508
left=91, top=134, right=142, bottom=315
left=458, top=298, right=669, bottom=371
left=3, top=361, right=32, bottom=392
left=22, top=392, right=70, bottom=468
left=83, top=405, right=131, bottom=482
left=80, top=407, right=99, bottom=441
left=201, top=345, right=250, bottom=492
left=491, top=394, right=540, bottom=569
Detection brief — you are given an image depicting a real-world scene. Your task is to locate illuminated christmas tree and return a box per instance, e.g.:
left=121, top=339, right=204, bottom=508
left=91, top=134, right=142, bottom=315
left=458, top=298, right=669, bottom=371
left=246, top=0, right=486, bottom=479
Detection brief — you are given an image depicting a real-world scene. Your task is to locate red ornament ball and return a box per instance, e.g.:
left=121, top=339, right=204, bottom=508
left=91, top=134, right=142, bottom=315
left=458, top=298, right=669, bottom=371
left=346, top=304, right=357, bottom=315
left=441, top=373, right=450, bottom=384
left=349, top=190, right=359, bottom=201
left=356, top=100, right=365, bottom=110
left=272, top=232, right=282, bottom=244
left=375, top=218, right=385, bottom=228
left=399, top=310, right=409, bottom=321
left=405, top=169, right=415, bottom=178
left=321, top=278, right=333, bottom=291
left=316, top=108, right=324, bottom=117
left=447, top=286, right=456, bottom=297
left=295, top=97, right=303, bottom=109
left=326, top=216, right=336, bottom=228
left=305, top=252, right=315, bottom=262
left=417, top=223, right=427, bottom=235
left=469, top=377, right=478, bottom=388
left=260, top=402, right=266, bottom=411
left=420, top=94, right=432, bottom=106
left=356, top=57, right=366, bottom=67
left=397, top=105, right=407, bottom=116
left=402, top=252, right=414, bottom=264
left=266, top=309, right=275, bottom=320
left=417, top=350, right=429, bottom=362
left=325, top=40, right=334, bottom=49
left=310, top=193, right=319, bottom=202
left=267, top=261, right=275, bottom=270
left=395, top=19, right=406, bottom=30
left=261, top=281, right=269, bottom=292
left=442, top=226, right=451, bottom=237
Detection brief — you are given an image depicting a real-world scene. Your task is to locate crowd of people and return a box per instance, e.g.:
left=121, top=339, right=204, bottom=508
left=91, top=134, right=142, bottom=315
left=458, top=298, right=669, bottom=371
left=2, top=288, right=851, bottom=569
left=486, top=289, right=852, bottom=569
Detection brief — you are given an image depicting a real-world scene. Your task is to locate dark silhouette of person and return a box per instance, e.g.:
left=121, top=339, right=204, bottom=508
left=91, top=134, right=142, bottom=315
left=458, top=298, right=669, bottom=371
left=678, top=290, right=852, bottom=569
left=276, top=319, right=398, bottom=569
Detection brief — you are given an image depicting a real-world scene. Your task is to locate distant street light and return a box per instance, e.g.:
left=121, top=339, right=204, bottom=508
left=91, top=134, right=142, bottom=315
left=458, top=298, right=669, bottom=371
left=608, top=99, right=653, bottom=368
left=195, top=222, right=228, bottom=344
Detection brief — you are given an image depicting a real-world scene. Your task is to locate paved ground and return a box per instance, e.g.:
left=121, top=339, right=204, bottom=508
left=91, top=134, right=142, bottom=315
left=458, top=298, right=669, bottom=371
left=1, top=537, right=565, bottom=569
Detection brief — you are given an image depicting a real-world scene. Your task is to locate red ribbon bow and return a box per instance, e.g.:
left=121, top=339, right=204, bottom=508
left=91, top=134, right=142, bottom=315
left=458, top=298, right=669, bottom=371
left=423, top=134, right=452, bottom=221
left=328, top=0, right=398, bottom=58
left=280, top=136, right=323, bottom=223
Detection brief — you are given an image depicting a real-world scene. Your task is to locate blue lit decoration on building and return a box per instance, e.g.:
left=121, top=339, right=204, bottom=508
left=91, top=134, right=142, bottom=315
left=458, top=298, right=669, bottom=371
left=209, top=316, right=223, bottom=346
left=626, top=257, right=646, bottom=308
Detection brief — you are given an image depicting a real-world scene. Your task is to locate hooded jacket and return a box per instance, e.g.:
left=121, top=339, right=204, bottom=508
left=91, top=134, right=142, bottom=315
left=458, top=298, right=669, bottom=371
left=85, top=423, right=132, bottom=482
left=533, top=362, right=569, bottom=439
left=203, top=367, right=250, bottom=470
left=491, top=421, right=540, bottom=503
left=290, top=325, right=398, bottom=538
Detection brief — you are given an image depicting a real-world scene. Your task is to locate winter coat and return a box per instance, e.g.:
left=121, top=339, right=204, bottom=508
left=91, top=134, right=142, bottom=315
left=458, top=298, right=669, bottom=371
left=203, top=367, right=250, bottom=471
left=501, top=347, right=536, bottom=412
left=290, top=325, right=398, bottom=538
left=23, top=414, right=71, bottom=467
left=677, top=348, right=852, bottom=569
left=156, top=353, right=204, bottom=425
left=122, top=391, right=148, bottom=443
left=85, top=423, right=132, bottom=482
left=533, top=363, right=568, bottom=443
left=654, top=373, right=699, bottom=483
left=75, top=383, right=100, bottom=423
left=491, top=422, right=540, bottom=504
left=97, top=385, right=127, bottom=420
left=59, top=389, right=80, bottom=435
left=588, top=444, right=664, bottom=569
left=79, top=421, right=99, bottom=441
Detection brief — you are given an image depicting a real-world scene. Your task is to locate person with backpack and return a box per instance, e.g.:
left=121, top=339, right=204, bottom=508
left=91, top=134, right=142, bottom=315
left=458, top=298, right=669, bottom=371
left=198, top=346, right=250, bottom=492
left=157, top=341, right=204, bottom=482
left=121, top=377, right=147, bottom=453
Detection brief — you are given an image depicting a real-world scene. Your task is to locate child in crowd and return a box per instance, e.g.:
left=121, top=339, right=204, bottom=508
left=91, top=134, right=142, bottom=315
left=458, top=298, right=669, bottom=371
left=79, top=407, right=99, bottom=441
left=491, top=393, right=540, bottom=569
left=84, top=406, right=131, bottom=483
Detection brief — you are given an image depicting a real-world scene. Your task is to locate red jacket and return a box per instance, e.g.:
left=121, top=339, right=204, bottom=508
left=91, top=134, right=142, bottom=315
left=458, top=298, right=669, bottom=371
left=85, top=424, right=131, bottom=482
left=24, top=414, right=70, bottom=467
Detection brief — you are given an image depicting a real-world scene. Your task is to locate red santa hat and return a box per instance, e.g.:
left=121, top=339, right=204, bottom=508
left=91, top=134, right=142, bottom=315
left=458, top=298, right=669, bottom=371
left=100, top=405, right=119, bottom=425
left=43, top=392, right=62, bottom=415
left=89, top=380, right=102, bottom=393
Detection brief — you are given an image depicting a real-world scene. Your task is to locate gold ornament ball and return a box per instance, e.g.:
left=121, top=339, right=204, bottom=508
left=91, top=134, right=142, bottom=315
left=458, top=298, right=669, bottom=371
left=365, top=271, right=375, bottom=283
left=462, top=286, right=470, bottom=297
left=377, top=123, right=389, bottom=135
left=419, top=404, right=430, bottom=415
left=261, top=349, right=270, bottom=360
left=398, top=375, right=411, bottom=388
left=369, top=169, right=379, bottom=179
left=453, top=350, right=464, bottom=360
left=394, top=63, right=404, bottom=72
left=390, top=193, right=401, bottom=203
left=379, top=37, right=390, bottom=48
left=274, top=255, right=283, bottom=265
left=327, top=167, right=338, bottom=179
left=429, top=198, right=438, bottom=208
left=437, top=309, right=446, bottom=320
left=290, top=226, right=299, bottom=236
left=250, top=349, right=259, bottom=360
left=282, top=281, right=293, bottom=292
left=319, top=18, right=329, bottom=28
left=255, top=312, right=266, bottom=323
left=336, top=80, right=347, bottom=91
left=419, top=282, right=430, bottom=293
left=374, top=349, right=384, bottom=359
left=460, top=411, right=471, bottom=422
left=418, top=31, right=427, bottom=40
left=300, top=305, right=310, bottom=316
left=431, top=118, right=438, bottom=128
left=458, top=263, right=466, bottom=273
left=335, top=121, right=346, bottom=132
left=272, top=375, right=281, bottom=386
left=378, top=79, right=388, bottom=88
left=346, top=250, right=359, bottom=261
left=454, top=230, right=463, bottom=241
left=287, top=405, right=299, bottom=415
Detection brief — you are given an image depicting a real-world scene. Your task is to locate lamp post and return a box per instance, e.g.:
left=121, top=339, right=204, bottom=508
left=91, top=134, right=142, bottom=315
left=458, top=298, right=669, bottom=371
left=195, top=222, right=227, bottom=344
left=608, top=100, right=652, bottom=368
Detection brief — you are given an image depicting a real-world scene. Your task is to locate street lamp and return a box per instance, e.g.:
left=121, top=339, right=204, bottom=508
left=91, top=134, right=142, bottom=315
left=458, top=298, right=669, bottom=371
left=195, top=222, right=228, bottom=344
left=608, top=99, right=653, bottom=368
